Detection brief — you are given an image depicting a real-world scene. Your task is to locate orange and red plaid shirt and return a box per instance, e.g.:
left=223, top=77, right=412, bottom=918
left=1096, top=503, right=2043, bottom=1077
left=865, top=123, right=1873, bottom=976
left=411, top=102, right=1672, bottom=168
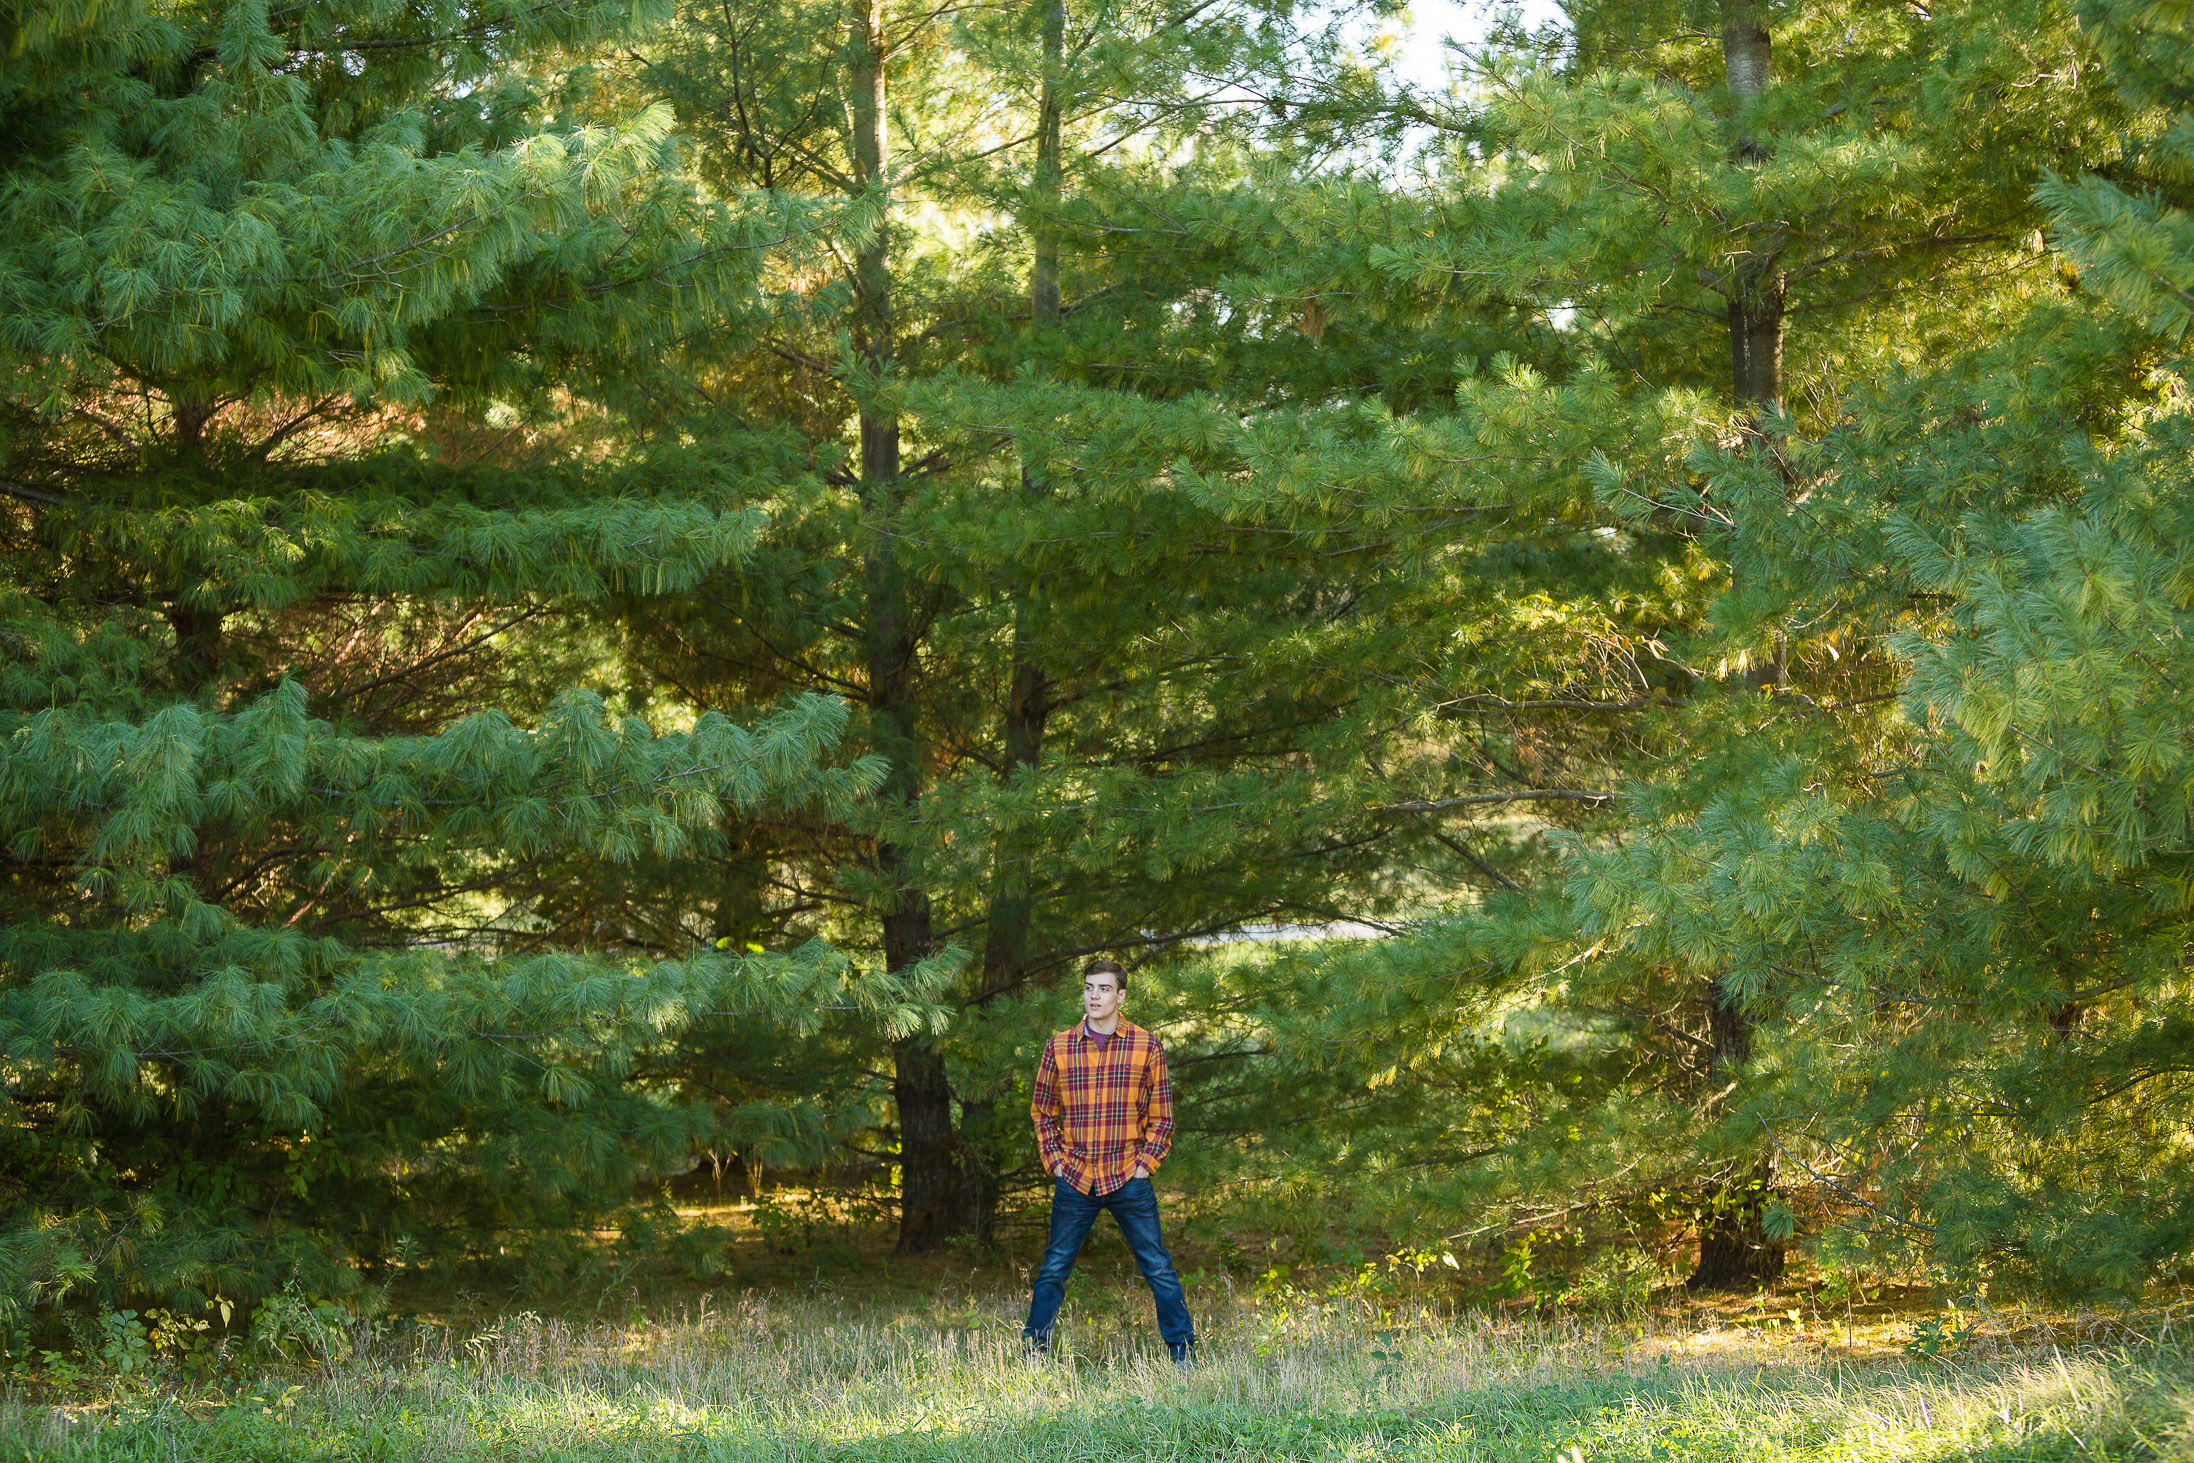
left=1030, top=1017, right=1174, bottom=1196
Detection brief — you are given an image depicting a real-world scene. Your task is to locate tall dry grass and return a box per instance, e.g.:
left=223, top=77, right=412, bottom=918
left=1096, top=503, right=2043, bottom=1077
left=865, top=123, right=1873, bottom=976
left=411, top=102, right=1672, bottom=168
left=1, top=1283, right=2187, bottom=1460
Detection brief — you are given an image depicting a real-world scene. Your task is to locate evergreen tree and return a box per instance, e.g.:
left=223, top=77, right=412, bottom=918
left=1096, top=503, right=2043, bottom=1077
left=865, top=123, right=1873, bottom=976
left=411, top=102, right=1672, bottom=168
left=0, top=0, right=933, bottom=1325
left=1148, top=0, right=2135, bottom=1288
left=1550, top=0, right=2194, bottom=1295
left=614, top=0, right=1475, bottom=1251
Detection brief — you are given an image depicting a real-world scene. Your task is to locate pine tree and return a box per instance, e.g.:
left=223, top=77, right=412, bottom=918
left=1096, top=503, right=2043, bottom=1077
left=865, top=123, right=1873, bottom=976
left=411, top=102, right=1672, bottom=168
left=0, top=0, right=934, bottom=1325
left=1150, top=0, right=2137, bottom=1287
left=611, top=0, right=1486, bottom=1250
left=1550, top=0, right=2194, bottom=1295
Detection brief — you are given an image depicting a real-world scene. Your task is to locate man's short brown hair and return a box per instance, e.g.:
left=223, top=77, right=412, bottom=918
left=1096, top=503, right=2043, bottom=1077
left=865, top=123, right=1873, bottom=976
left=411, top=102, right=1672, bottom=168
left=1083, top=957, right=1128, bottom=990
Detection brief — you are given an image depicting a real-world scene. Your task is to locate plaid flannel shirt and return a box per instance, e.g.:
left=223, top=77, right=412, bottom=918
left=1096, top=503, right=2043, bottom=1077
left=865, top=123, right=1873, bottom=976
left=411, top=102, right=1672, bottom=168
left=1030, top=1018, right=1174, bottom=1196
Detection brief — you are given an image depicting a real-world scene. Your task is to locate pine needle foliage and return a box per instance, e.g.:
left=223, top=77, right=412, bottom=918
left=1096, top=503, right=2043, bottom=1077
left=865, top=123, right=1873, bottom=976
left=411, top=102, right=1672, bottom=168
left=593, top=0, right=1568, bottom=1254
left=0, top=0, right=932, bottom=1331
left=1310, top=0, right=2194, bottom=1297
left=1582, top=0, right=2194, bottom=1290
left=1120, top=0, right=2172, bottom=1296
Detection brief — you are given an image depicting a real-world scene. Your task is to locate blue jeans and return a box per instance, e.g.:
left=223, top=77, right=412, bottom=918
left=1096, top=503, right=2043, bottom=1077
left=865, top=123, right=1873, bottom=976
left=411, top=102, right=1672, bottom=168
left=1023, top=1174, right=1195, bottom=1360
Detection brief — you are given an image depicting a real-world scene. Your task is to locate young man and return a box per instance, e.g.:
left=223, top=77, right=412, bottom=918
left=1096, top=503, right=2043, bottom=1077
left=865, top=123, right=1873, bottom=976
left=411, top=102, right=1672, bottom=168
left=1023, top=957, right=1195, bottom=1363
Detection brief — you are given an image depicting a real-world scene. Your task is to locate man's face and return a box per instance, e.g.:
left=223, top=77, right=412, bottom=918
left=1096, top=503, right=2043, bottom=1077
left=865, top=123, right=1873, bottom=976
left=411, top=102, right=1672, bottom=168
left=1083, top=972, right=1124, bottom=1025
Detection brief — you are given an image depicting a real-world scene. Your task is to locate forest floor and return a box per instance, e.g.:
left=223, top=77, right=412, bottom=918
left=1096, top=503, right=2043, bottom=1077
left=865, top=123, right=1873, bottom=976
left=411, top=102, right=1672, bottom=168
left=2, top=1186, right=2189, bottom=1461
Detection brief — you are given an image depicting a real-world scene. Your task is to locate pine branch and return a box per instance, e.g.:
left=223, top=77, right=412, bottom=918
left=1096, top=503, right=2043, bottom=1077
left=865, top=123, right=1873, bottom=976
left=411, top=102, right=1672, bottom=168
left=1439, top=695, right=1675, bottom=713
left=1169, top=1046, right=1277, bottom=1069
left=0, top=479, right=65, bottom=506
left=1377, top=789, right=1617, bottom=813
left=325, top=607, right=549, bottom=703
left=1756, top=1117, right=1936, bottom=1233
left=1429, top=831, right=1524, bottom=892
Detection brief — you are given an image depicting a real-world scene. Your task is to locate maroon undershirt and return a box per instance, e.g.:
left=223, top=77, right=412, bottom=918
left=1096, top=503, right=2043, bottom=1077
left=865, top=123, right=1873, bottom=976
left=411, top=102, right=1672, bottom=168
left=1083, top=1020, right=1118, bottom=1053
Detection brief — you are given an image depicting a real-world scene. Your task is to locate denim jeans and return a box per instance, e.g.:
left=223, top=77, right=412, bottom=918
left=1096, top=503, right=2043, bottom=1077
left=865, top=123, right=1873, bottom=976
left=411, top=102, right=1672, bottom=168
left=1023, top=1174, right=1195, bottom=1360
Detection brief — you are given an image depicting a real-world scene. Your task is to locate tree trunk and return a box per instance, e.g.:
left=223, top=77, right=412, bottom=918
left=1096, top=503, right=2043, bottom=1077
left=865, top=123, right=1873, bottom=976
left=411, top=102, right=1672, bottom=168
left=167, top=603, right=223, bottom=691
left=1720, top=2, right=1770, bottom=114
left=956, top=0, right=1072, bottom=1247
left=167, top=393, right=224, bottom=693
left=1682, top=0, right=1791, bottom=1294
left=1687, top=980, right=1785, bottom=1287
left=843, top=0, right=963, bottom=1255
left=886, top=887, right=955, bottom=1252
left=979, top=655, right=1050, bottom=992
left=961, top=645, right=1052, bottom=1242
left=984, top=0, right=1066, bottom=997
left=893, top=1033, right=962, bottom=1249
left=1690, top=1152, right=1785, bottom=1288
left=1026, top=0, right=1065, bottom=333
left=1728, top=267, right=1784, bottom=412
left=710, top=827, right=773, bottom=951
left=1721, top=0, right=1783, bottom=416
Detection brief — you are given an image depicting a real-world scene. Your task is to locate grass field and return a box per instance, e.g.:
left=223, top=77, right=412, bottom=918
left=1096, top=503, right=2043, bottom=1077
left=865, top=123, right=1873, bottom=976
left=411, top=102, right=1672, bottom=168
left=2, top=1275, right=2187, bottom=1462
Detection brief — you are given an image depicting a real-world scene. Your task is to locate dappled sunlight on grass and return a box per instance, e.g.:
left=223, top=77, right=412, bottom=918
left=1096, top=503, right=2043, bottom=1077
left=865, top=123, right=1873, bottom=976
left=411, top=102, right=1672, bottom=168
left=1, top=1285, right=2186, bottom=1460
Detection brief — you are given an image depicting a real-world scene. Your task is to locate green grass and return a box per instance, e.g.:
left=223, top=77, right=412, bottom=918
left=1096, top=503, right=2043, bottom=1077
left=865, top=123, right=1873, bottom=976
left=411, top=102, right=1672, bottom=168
left=2, top=1285, right=2187, bottom=1462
